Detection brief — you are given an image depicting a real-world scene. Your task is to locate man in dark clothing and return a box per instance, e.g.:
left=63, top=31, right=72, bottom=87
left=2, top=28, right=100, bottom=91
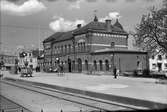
left=113, top=67, right=117, bottom=79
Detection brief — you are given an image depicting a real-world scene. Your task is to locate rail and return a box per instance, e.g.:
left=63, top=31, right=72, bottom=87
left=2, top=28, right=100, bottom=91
left=1, top=78, right=147, bottom=111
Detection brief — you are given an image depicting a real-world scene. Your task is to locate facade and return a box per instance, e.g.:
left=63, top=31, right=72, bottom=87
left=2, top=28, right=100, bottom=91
left=43, top=16, right=148, bottom=74
left=149, top=52, right=167, bottom=72
left=18, top=50, right=38, bottom=69
left=0, top=54, right=17, bottom=70
left=37, top=50, right=44, bottom=71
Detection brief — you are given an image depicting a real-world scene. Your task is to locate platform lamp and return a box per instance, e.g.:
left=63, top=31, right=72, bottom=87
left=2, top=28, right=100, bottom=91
left=56, top=57, right=60, bottom=67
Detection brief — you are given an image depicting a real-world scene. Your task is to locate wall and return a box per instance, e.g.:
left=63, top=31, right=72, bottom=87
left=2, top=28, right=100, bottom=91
left=91, top=52, right=148, bottom=73
left=90, top=33, right=128, bottom=52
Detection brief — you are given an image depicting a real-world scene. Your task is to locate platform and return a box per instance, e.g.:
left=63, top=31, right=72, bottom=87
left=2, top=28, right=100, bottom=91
left=1, top=71, right=167, bottom=110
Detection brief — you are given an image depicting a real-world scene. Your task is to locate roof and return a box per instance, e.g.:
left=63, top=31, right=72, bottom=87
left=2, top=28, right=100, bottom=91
left=113, top=19, right=124, bottom=30
left=52, top=31, right=74, bottom=43
left=44, top=18, right=128, bottom=43
left=91, top=48, right=148, bottom=55
left=74, top=20, right=127, bottom=35
left=43, top=32, right=65, bottom=43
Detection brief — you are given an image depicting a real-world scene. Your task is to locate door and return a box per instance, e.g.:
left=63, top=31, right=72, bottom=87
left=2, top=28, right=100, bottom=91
left=78, top=58, right=82, bottom=72
left=68, top=58, right=72, bottom=72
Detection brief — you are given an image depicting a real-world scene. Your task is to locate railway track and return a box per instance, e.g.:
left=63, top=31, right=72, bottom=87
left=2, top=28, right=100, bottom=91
left=1, top=78, right=146, bottom=112
left=0, top=95, right=32, bottom=112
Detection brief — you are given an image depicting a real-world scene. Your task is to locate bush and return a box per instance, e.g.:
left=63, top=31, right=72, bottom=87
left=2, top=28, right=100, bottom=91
left=142, top=69, right=150, bottom=77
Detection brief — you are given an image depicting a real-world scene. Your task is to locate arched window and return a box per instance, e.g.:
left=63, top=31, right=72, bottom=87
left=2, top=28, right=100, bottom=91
left=68, top=44, right=71, bottom=53
left=54, top=47, right=57, bottom=54
left=78, top=58, right=82, bottom=72
left=83, top=42, right=86, bottom=51
left=80, top=43, right=83, bottom=52
left=93, top=60, right=97, bottom=71
left=65, top=45, right=67, bottom=54
left=85, top=60, right=88, bottom=71
left=78, top=43, right=80, bottom=52
left=99, top=60, right=103, bottom=71
left=105, top=60, right=109, bottom=71
left=57, top=47, right=59, bottom=54
left=61, top=46, right=63, bottom=54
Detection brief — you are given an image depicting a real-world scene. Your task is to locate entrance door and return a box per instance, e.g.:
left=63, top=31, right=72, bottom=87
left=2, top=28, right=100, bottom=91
left=68, top=58, right=72, bottom=72
left=78, top=58, right=82, bottom=72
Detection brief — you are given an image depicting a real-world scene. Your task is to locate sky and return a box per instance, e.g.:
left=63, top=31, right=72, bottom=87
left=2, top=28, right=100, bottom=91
left=0, top=0, right=163, bottom=55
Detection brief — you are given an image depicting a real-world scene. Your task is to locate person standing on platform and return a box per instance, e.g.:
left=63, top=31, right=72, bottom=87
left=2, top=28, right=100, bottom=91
left=113, top=66, right=117, bottom=79
left=116, top=69, right=120, bottom=77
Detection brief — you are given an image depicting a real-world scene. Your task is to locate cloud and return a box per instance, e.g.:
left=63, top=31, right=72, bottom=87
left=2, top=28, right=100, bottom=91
left=86, top=0, right=98, bottom=2
left=99, top=12, right=121, bottom=22
left=6, top=0, right=20, bottom=2
left=105, top=0, right=117, bottom=2
left=68, top=0, right=84, bottom=9
left=0, top=0, right=46, bottom=16
left=49, top=17, right=86, bottom=32
left=125, top=0, right=136, bottom=2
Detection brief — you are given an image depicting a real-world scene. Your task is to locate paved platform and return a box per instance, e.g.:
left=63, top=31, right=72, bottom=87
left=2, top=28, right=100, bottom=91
left=1, top=71, right=167, bottom=109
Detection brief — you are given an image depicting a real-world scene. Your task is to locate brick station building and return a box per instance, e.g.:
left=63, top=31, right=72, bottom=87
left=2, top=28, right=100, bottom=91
left=43, top=16, right=149, bottom=74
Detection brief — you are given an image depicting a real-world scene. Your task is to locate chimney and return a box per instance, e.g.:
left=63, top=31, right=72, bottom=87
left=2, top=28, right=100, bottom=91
left=105, top=19, right=111, bottom=31
left=77, top=24, right=81, bottom=29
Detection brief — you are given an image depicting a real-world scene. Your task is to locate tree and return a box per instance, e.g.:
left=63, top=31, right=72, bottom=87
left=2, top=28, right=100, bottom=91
left=135, top=1, right=167, bottom=54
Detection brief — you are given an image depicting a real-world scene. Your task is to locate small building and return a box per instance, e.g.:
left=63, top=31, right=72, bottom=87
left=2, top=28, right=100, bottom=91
left=149, top=52, right=167, bottom=72
left=0, top=54, right=17, bottom=70
left=18, top=50, right=38, bottom=69
left=43, top=16, right=149, bottom=74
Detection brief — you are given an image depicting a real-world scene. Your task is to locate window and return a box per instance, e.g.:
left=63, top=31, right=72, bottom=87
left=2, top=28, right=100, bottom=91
left=54, top=47, right=57, bottom=54
left=152, top=63, right=156, bottom=69
left=80, top=43, right=83, bottom=52
left=158, top=55, right=162, bottom=60
left=61, top=46, right=63, bottom=53
left=83, top=42, right=86, bottom=51
left=65, top=45, right=67, bottom=54
left=30, top=58, right=33, bottom=63
left=164, top=63, right=167, bottom=69
left=111, top=42, right=115, bottom=48
left=78, top=43, right=80, bottom=52
left=68, top=44, right=71, bottom=53
left=151, top=55, right=154, bottom=59
left=57, top=46, right=59, bottom=54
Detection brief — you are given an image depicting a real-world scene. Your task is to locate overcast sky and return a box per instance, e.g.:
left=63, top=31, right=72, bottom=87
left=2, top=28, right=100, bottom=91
left=0, top=0, right=163, bottom=54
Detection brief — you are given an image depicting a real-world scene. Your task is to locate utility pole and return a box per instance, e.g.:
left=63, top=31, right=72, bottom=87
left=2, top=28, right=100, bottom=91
left=38, top=25, right=41, bottom=57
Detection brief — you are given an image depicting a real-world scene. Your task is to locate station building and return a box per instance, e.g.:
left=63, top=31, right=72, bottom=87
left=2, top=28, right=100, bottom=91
left=43, top=16, right=149, bottom=74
